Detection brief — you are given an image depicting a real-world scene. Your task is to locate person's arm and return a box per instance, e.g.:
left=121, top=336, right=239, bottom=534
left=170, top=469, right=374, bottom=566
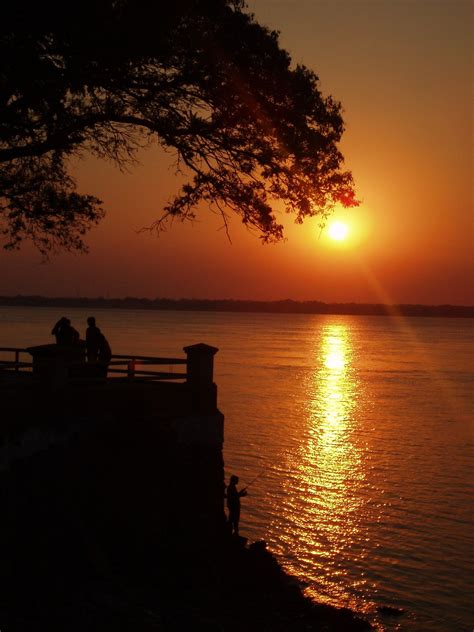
left=51, top=320, right=62, bottom=335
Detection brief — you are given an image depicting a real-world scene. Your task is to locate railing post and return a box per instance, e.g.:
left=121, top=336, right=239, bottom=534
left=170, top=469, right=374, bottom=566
left=26, top=344, right=85, bottom=389
left=183, top=343, right=219, bottom=412
left=128, top=359, right=136, bottom=380
left=15, top=350, right=19, bottom=372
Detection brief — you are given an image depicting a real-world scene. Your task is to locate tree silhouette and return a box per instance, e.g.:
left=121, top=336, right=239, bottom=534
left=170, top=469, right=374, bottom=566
left=1, top=0, right=358, bottom=255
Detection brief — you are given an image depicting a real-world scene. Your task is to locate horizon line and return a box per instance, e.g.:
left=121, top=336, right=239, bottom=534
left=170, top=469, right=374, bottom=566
left=0, top=295, right=473, bottom=310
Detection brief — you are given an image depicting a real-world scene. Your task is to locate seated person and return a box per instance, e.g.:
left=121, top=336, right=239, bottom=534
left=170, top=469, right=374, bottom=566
left=51, top=317, right=80, bottom=346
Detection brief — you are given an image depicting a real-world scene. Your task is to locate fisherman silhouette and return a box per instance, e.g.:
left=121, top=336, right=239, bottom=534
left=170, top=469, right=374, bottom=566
left=51, top=317, right=80, bottom=346
left=85, top=316, right=102, bottom=363
left=226, top=475, right=247, bottom=535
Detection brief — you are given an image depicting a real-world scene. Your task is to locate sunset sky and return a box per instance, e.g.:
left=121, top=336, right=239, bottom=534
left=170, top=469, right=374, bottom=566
left=1, top=0, right=472, bottom=304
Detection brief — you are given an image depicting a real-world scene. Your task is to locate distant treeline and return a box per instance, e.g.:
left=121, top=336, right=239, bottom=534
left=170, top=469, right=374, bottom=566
left=0, top=296, right=473, bottom=318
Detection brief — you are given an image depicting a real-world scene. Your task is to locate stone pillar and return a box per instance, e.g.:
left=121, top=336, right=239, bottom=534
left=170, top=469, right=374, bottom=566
left=183, top=343, right=219, bottom=413
left=27, top=344, right=86, bottom=389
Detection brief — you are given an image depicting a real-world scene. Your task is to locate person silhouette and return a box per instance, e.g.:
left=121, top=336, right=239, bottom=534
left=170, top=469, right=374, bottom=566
left=97, top=332, right=112, bottom=377
left=226, top=475, right=248, bottom=535
left=85, top=316, right=102, bottom=363
left=51, top=317, right=79, bottom=345
left=51, top=317, right=67, bottom=344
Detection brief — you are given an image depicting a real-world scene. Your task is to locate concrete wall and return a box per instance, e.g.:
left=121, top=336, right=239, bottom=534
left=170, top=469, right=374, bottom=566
left=0, top=344, right=226, bottom=588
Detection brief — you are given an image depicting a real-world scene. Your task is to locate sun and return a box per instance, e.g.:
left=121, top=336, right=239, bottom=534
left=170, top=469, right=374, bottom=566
left=328, top=221, right=349, bottom=241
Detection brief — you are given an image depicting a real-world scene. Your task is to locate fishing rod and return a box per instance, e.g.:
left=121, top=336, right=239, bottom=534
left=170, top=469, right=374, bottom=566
left=242, top=467, right=268, bottom=491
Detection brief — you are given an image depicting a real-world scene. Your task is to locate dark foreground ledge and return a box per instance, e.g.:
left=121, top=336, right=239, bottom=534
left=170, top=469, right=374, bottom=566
left=1, top=341, right=370, bottom=631
left=1, top=537, right=371, bottom=632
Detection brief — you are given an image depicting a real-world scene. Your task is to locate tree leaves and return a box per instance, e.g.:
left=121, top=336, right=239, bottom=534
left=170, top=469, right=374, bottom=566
left=1, top=0, right=358, bottom=254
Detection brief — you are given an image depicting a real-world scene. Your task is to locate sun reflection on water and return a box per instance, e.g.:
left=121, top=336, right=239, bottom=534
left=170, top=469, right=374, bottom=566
left=314, top=325, right=359, bottom=508
left=310, top=326, right=363, bottom=525
left=269, top=323, right=370, bottom=614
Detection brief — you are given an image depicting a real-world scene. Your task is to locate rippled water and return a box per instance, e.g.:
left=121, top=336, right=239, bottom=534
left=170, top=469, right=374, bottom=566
left=1, top=307, right=473, bottom=631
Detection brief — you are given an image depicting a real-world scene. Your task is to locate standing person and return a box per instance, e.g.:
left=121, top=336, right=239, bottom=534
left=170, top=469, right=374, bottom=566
left=97, top=333, right=112, bottom=377
left=85, top=316, right=102, bottom=363
left=226, top=475, right=247, bottom=535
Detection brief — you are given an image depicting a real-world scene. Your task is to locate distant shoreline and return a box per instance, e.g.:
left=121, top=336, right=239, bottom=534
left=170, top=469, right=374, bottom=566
left=1, top=295, right=473, bottom=318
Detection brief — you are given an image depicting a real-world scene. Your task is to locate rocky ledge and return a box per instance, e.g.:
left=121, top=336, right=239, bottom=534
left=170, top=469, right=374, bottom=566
left=2, top=536, right=371, bottom=631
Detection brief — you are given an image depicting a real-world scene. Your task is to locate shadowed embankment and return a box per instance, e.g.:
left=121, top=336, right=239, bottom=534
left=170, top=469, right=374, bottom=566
left=1, top=343, right=370, bottom=631
left=2, top=537, right=371, bottom=631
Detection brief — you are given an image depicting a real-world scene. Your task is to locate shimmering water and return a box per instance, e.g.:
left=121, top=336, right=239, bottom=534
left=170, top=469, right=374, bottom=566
left=1, top=307, right=473, bottom=631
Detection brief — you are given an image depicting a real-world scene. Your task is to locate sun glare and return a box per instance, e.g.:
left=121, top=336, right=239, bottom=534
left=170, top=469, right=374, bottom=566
left=328, top=221, right=349, bottom=241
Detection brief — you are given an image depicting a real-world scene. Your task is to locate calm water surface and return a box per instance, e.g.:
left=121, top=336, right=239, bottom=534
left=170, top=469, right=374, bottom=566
left=1, top=307, right=473, bottom=631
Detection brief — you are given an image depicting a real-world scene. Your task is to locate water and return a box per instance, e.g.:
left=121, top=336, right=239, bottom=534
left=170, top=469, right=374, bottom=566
left=1, top=306, right=473, bottom=631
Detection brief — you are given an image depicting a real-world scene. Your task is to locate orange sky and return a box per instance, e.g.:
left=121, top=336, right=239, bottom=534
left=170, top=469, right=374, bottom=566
left=1, top=0, right=472, bottom=304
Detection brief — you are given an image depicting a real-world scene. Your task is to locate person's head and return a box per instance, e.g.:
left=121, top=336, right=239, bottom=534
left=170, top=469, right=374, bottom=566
left=87, top=316, right=96, bottom=327
left=63, top=317, right=71, bottom=325
left=230, top=475, right=239, bottom=485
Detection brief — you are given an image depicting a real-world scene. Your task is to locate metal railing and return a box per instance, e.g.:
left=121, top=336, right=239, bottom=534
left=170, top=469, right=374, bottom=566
left=0, top=347, right=187, bottom=382
left=107, top=354, right=187, bottom=381
left=0, top=347, right=32, bottom=372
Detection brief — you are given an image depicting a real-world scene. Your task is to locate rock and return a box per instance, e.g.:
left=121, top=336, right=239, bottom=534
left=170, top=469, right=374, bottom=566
left=249, top=540, right=267, bottom=553
left=377, top=605, right=405, bottom=617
